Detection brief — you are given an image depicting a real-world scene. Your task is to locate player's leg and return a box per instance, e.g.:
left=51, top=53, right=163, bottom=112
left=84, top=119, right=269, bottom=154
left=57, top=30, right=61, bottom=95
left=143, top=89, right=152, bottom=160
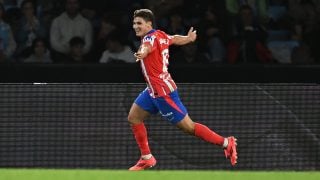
left=155, top=90, right=237, bottom=166
left=128, top=89, right=158, bottom=171
left=128, top=103, right=150, bottom=125
left=176, top=115, right=225, bottom=146
left=176, top=114, right=238, bottom=166
left=155, top=90, right=227, bottom=147
left=128, top=103, right=152, bottom=157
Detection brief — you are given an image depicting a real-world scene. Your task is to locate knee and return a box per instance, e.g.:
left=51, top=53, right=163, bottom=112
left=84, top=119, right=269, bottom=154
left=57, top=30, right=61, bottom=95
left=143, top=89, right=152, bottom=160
left=185, top=124, right=195, bottom=135
left=127, top=112, right=143, bottom=125
left=178, top=122, right=195, bottom=135
left=127, top=113, right=136, bottom=124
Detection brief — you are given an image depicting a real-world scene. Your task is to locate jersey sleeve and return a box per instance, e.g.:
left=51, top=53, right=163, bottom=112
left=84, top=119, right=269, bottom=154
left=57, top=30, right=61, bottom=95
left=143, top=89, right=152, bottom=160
left=167, top=34, right=173, bottom=45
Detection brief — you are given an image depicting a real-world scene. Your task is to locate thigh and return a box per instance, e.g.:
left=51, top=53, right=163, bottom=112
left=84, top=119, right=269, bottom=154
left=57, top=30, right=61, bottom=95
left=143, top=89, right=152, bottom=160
left=155, top=90, right=188, bottom=124
left=134, top=88, right=158, bottom=115
left=128, top=103, right=151, bottom=124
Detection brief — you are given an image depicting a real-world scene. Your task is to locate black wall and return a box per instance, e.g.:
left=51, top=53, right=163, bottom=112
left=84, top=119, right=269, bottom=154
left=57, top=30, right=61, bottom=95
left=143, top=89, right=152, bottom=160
left=0, top=63, right=319, bottom=83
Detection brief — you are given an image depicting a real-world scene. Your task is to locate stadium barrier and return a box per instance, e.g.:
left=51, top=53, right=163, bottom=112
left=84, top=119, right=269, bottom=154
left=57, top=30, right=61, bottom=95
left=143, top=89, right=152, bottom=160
left=0, top=83, right=319, bottom=170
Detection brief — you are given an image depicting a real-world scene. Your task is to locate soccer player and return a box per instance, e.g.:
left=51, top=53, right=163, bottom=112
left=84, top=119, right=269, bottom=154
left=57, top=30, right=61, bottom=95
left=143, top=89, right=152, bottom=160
left=128, top=9, right=237, bottom=171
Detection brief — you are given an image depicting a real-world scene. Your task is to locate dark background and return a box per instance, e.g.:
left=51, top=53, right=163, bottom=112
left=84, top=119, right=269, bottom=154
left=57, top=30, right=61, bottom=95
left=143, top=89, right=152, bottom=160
left=0, top=0, right=319, bottom=171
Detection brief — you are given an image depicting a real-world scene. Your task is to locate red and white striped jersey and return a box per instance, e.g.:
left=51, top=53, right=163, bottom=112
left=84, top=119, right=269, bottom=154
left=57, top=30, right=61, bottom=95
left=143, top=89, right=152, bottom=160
left=139, top=29, right=177, bottom=98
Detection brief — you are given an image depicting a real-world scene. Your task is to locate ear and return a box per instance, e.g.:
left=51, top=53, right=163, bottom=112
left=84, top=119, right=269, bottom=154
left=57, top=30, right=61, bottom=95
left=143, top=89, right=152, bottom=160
left=147, top=21, right=152, bottom=27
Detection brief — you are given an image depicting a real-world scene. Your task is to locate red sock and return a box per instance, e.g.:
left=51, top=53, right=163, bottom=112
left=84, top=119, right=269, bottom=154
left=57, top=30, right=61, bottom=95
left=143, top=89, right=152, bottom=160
left=194, top=123, right=225, bottom=146
left=131, top=123, right=151, bottom=155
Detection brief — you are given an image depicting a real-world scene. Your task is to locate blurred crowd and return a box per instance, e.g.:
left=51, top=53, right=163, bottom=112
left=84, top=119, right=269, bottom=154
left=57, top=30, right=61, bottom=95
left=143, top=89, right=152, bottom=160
left=0, top=0, right=319, bottom=64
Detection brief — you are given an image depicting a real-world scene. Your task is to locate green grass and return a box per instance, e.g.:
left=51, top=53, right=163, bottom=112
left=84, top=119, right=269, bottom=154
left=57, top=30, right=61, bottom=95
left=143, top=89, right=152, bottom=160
left=0, top=169, right=319, bottom=180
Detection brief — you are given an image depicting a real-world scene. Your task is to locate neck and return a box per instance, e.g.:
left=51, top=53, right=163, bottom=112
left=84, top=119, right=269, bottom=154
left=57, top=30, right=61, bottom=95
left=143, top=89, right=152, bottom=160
left=35, top=53, right=44, bottom=58
left=140, top=29, right=155, bottom=38
left=67, top=12, right=78, bottom=19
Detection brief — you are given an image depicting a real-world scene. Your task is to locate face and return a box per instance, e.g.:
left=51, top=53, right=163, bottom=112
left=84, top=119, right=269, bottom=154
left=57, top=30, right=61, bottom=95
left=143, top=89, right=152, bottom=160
left=34, top=41, right=46, bottom=55
left=170, top=14, right=182, bottom=25
left=133, top=17, right=152, bottom=37
left=101, top=21, right=116, bottom=32
left=106, top=40, right=117, bottom=52
left=66, top=0, right=79, bottom=16
left=23, top=2, right=34, bottom=17
left=241, top=9, right=253, bottom=25
left=71, top=44, right=84, bottom=57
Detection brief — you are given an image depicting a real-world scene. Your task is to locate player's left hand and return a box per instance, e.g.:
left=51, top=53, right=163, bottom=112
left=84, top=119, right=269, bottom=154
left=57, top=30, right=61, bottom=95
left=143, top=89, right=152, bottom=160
left=187, top=27, right=197, bottom=42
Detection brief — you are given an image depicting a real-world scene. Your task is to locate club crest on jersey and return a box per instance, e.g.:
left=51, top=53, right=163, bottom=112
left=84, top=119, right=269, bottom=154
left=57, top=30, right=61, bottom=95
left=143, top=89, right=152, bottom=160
left=143, top=35, right=156, bottom=46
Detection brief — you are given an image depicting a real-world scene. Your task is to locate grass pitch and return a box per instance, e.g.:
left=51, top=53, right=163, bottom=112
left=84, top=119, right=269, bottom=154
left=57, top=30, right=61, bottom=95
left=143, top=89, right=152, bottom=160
left=1, top=169, right=319, bottom=180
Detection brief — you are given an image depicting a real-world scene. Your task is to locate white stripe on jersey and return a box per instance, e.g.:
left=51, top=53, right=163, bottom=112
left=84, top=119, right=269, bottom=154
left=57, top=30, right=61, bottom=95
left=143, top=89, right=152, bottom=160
left=164, top=78, right=174, bottom=92
left=160, top=48, right=174, bottom=92
left=161, top=86, right=167, bottom=96
left=140, top=60, right=155, bottom=97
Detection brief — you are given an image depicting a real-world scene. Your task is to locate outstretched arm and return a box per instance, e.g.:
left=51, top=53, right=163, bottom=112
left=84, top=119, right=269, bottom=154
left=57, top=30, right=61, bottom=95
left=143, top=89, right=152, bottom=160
left=171, top=27, right=197, bottom=46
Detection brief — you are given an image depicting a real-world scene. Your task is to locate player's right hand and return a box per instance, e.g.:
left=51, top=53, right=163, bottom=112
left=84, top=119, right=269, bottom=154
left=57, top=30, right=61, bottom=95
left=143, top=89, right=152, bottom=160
left=134, top=44, right=151, bottom=62
left=187, top=27, right=197, bottom=42
left=134, top=52, right=142, bottom=62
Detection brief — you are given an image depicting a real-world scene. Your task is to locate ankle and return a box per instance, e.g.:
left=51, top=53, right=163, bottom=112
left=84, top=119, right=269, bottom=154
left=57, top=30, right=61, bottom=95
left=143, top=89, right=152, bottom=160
left=222, top=138, right=228, bottom=148
left=141, top=154, right=152, bottom=160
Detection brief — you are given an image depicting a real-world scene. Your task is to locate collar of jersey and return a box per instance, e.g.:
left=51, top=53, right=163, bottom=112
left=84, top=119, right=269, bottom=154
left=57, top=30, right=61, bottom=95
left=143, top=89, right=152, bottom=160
left=147, top=29, right=156, bottom=35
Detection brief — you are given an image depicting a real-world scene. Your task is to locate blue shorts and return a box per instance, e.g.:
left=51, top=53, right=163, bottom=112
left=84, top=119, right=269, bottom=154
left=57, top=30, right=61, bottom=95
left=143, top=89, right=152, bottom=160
left=134, top=88, right=188, bottom=124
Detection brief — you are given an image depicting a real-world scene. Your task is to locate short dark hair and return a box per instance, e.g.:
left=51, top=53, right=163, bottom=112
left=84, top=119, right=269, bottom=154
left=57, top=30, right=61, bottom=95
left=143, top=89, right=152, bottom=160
left=31, top=38, right=48, bottom=53
left=239, top=5, right=253, bottom=13
left=21, top=0, right=35, bottom=10
left=133, top=9, right=154, bottom=23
